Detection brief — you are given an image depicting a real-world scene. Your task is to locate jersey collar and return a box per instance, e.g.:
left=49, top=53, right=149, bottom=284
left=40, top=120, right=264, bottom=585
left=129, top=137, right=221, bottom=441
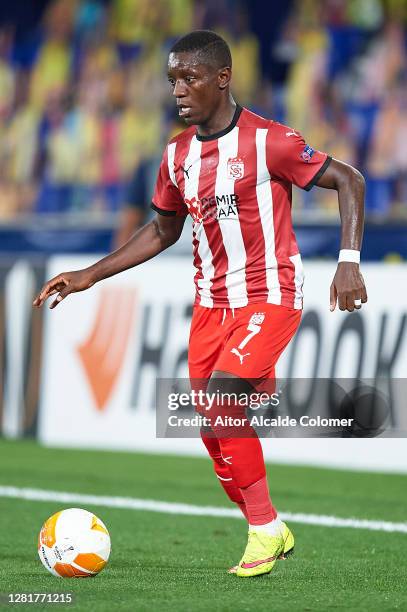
left=195, top=105, right=243, bottom=142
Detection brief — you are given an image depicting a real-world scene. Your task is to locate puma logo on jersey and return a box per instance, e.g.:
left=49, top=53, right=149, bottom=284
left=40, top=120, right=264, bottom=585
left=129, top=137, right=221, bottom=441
left=286, top=130, right=297, bottom=137
left=231, top=348, right=251, bottom=364
left=181, top=164, right=192, bottom=178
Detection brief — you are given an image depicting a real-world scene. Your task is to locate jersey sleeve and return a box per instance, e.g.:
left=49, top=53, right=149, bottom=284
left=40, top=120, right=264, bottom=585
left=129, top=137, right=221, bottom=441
left=151, top=146, right=188, bottom=216
left=266, top=124, right=332, bottom=191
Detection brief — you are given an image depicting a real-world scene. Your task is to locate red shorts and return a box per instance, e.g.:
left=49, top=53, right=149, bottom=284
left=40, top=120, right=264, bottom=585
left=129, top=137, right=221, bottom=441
left=188, top=303, right=301, bottom=385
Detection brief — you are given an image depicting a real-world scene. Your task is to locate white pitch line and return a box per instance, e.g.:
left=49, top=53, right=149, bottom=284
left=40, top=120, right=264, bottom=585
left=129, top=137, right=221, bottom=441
left=1, top=485, right=406, bottom=534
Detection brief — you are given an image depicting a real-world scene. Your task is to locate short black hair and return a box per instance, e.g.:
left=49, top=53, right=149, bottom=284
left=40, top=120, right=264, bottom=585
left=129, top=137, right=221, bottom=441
left=169, top=30, right=232, bottom=69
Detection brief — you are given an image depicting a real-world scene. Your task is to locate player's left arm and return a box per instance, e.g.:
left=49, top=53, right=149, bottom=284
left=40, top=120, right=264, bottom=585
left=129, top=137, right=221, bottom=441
left=315, top=158, right=367, bottom=312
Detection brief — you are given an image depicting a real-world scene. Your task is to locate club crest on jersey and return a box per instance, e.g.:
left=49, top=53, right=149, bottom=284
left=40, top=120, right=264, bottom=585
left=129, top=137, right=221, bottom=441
left=249, top=312, right=265, bottom=325
left=227, top=157, right=244, bottom=180
left=300, top=145, right=315, bottom=162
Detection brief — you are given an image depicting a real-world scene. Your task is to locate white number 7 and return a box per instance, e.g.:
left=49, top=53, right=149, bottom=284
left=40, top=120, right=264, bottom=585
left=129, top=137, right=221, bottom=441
left=237, top=323, right=261, bottom=350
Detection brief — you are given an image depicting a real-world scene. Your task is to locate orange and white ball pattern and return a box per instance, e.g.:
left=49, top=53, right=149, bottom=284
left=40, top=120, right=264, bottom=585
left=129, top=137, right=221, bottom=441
left=38, top=508, right=111, bottom=577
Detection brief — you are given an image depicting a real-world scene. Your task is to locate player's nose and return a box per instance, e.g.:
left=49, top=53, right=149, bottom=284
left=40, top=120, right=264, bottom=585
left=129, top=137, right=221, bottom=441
left=173, top=80, right=187, bottom=98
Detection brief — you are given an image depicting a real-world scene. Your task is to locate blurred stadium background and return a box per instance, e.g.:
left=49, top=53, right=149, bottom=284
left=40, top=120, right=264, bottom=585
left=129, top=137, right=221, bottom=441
left=0, top=1, right=406, bottom=608
left=0, top=0, right=406, bottom=227
left=0, top=0, right=406, bottom=464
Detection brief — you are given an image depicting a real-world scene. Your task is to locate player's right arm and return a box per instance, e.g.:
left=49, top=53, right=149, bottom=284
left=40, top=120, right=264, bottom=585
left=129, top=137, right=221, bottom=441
left=34, top=144, right=187, bottom=309
left=33, top=214, right=186, bottom=309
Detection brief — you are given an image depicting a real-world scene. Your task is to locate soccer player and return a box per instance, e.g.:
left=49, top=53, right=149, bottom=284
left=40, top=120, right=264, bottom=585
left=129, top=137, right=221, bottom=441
left=33, top=31, right=367, bottom=577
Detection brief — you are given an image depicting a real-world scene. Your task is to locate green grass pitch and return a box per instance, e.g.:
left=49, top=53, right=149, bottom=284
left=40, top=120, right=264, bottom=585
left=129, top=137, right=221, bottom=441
left=0, top=439, right=406, bottom=611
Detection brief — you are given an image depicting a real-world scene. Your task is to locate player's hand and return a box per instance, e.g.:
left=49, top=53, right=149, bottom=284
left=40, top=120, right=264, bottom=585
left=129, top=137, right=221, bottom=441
left=33, top=269, right=96, bottom=309
left=329, top=262, right=367, bottom=312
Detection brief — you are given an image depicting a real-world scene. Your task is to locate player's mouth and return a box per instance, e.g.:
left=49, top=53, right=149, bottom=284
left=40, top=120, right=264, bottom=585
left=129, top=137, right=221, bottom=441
left=178, top=105, right=192, bottom=118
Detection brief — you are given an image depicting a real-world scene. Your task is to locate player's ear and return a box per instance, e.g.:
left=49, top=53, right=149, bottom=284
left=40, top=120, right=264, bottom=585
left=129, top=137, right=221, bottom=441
left=218, top=66, right=232, bottom=90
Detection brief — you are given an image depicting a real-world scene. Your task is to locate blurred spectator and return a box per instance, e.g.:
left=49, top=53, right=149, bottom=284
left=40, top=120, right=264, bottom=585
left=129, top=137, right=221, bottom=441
left=0, top=0, right=405, bottom=222
left=365, top=81, right=407, bottom=218
left=29, top=0, right=76, bottom=110
left=113, top=114, right=185, bottom=249
left=220, top=5, right=260, bottom=107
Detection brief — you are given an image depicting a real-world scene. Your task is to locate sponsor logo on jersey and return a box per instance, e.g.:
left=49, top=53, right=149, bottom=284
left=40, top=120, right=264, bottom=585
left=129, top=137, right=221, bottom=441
left=300, top=144, right=315, bottom=162
left=185, top=194, right=240, bottom=222
left=184, top=196, right=203, bottom=223
left=227, top=156, right=244, bottom=180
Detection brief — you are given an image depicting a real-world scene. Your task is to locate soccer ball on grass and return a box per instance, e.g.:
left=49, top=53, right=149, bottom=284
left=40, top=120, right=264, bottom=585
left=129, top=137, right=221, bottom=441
left=38, top=508, right=111, bottom=577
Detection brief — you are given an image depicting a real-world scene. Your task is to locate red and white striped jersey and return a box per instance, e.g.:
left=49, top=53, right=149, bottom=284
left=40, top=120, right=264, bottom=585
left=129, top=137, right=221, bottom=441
left=152, top=106, right=331, bottom=309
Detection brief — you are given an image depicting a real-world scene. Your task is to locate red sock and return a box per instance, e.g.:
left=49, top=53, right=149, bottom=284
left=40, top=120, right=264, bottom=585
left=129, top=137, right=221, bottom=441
left=208, top=398, right=266, bottom=489
left=217, top=436, right=266, bottom=488
left=202, top=386, right=276, bottom=524
left=237, top=502, right=249, bottom=521
left=201, top=431, right=248, bottom=519
left=240, top=475, right=277, bottom=525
